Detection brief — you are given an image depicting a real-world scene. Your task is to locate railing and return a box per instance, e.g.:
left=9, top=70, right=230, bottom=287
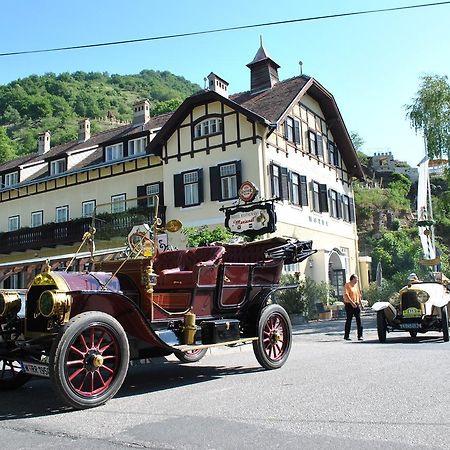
left=0, top=206, right=166, bottom=255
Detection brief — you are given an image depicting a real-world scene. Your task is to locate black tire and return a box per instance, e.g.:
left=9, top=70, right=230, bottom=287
left=377, top=311, right=387, bottom=343
left=409, top=331, right=418, bottom=338
left=174, top=349, right=208, bottom=363
left=252, top=304, right=292, bottom=370
left=441, top=306, right=449, bottom=342
left=0, top=359, right=31, bottom=390
left=49, top=311, right=130, bottom=409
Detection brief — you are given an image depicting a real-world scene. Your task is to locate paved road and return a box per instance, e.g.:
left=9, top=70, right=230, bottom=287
left=1, top=312, right=450, bottom=449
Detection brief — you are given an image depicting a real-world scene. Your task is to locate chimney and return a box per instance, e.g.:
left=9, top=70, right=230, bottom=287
left=247, top=38, right=280, bottom=93
left=207, top=72, right=229, bottom=98
left=38, top=131, right=51, bottom=154
left=133, top=99, right=150, bottom=125
left=78, top=118, right=91, bottom=142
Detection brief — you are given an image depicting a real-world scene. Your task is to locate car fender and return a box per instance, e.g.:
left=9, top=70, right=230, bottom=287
left=427, top=296, right=450, bottom=308
left=372, top=302, right=396, bottom=315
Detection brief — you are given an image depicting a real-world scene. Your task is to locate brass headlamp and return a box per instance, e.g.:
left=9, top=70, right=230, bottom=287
left=0, top=291, right=22, bottom=317
left=38, top=290, right=72, bottom=318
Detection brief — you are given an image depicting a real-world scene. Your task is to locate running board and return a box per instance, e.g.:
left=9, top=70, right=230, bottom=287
left=173, top=337, right=258, bottom=352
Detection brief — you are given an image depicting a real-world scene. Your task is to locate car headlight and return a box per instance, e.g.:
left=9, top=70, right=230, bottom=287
left=415, top=290, right=430, bottom=304
left=389, top=292, right=401, bottom=306
left=38, top=290, right=72, bottom=318
left=0, top=291, right=22, bottom=317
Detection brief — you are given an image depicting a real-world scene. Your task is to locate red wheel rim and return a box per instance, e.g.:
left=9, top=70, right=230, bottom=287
left=0, top=359, right=23, bottom=381
left=64, top=325, right=121, bottom=398
left=262, top=313, right=288, bottom=361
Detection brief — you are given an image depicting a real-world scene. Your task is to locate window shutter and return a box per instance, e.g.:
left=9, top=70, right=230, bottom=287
left=349, top=197, right=356, bottom=222
left=319, top=183, right=329, bottom=212
left=280, top=167, right=289, bottom=200
left=158, top=182, right=164, bottom=206
left=174, top=174, right=184, bottom=207
left=317, top=134, right=324, bottom=158
left=209, top=166, right=221, bottom=201
left=294, top=120, right=300, bottom=144
left=137, top=185, right=146, bottom=209
left=300, top=175, right=308, bottom=206
left=235, top=160, right=242, bottom=190
left=197, top=168, right=204, bottom=204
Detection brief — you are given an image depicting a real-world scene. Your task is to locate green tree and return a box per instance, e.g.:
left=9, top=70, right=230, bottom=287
left=406, top=74, right=450, bottom=160
left=182, top=225, right=239, bottom=247
left=0, top=127, right=17, bottom=163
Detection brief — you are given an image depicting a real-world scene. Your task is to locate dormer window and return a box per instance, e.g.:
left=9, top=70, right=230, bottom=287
left=128, top=137, right=147, bottom=156
left=194, top=118, right=223, bottom=138
left=4, top=171, right=19, bottom=187
left=105, top=143, right=124, bottom=162
left=50, top=158, right=66, bottom=175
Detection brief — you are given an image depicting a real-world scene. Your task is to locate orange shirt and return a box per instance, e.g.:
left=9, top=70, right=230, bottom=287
left=344, top=282, right=361, bottom=305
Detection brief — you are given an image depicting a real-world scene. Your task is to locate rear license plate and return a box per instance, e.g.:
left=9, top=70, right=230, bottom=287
left=399, top=322, right=420, bottom=330
left=22, top=362, right=49, bottom=377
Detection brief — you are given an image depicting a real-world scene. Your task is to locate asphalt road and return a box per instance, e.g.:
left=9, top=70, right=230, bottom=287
left=1, top=312, right=450, bottom=449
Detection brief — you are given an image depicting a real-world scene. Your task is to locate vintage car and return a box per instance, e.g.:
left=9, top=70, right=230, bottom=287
left=372, top=277, right=450, bottom=343
left=0, top=204, right=315, bottom=409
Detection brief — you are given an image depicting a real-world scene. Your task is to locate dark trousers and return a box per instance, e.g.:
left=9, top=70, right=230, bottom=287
left=344, top=303, right=362, bottom=338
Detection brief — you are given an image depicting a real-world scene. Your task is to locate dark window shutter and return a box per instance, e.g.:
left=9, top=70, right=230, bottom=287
left=158, top=182, right=164, bottom=206
left=137, top=185, right=146, bottom=209
left=300, top=175, right=308, bottom=206
left=235, top=160, right=242, bottom=190
left=317, top=134, right=324, bottom=157
left=174, top=174, right=184, bottom=207
left=281, top=167, right=289, bottom=200
left=197, top=168, right=204, bottom=204
left=349, top=198, right=356, bottom=222
left=335, top=150, right=341, bottom=168
left=294, top=120, right=300, bottom=144
left=319, top=183, right=329, bottom=212
left=210, top=165, right=221, bottom=201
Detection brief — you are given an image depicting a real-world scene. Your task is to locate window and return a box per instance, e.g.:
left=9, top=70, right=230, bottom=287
left=271, top=164, right=281, bottom=198
left=308, top=131, right=317, bottom=155
left=8, top=216, right=20, bottom=231
left=329, top=190, right=339, bottom=218
left=82, top=200, right=96, bottom=218
left=341, top=195, right=355, bottom=222
left=291, top=173, right=300, bottom=205
left=50, top=158, right=66, bottom=175
left=174, top=169, right=204, bottom=207
left=31, top=211, right=43, bottom=227
left=210, top=161, right=241, bottom=201
left=55, top=206, right=69, bottom=223
left=105, top=143, right=124, bottom=161
left=111, top=194, right=126, bottom=213
left=146, top=183, right=160, bottom=207
left=312, top=182, right=328, bottom=213
left=128, top=137, right=147, bottom=156
left=284, top=117, right=300, bottom=144
left=4, top=171, right=19, bottom=187
left=194, top=118, right=223, bottom=138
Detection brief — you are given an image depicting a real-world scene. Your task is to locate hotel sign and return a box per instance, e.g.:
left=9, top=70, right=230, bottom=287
left=224, top=203, right=276, bottom=237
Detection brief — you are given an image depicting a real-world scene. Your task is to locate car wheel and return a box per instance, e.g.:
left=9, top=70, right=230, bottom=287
left=174, top=349, right=207, bottom=363
left=49, top=311, right=130, bottom=409
left=441, top=306, right=449, bottom=342
left=377, top=311, right=387, bottom=343
left=252, top=304, right=292, bottom=370
left=409, top=331, right=418, bottom=338
left=0, top=358, right=31, bottom=390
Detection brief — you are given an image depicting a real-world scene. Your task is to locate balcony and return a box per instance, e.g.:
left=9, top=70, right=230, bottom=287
left=0, top=207, right=166, bottom=255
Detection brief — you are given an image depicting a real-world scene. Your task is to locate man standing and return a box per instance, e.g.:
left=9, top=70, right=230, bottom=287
left=343, top=274, right=363, bottom=341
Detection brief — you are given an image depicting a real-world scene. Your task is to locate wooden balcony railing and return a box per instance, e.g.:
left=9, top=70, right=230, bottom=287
left=0, top=207, right=166, bottom=255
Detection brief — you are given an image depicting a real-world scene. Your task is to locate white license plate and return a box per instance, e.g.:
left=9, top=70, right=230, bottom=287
left=399, top=322, right=420, bottom=330
left=22, top=362, right=50, bottom=377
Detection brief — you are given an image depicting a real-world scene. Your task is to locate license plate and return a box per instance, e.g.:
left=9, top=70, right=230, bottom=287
left=22, top=362, right=50, bottom=377
left=399, top=322, right=420, bottom=330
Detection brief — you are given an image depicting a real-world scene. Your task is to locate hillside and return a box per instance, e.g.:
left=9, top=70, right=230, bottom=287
left=0, top=70, right=201, bottom=161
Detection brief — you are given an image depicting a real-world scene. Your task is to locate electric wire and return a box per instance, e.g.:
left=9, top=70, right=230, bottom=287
left=0, top=1, right=449, bottom=57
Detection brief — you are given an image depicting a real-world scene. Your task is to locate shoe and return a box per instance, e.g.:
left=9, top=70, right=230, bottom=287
left=344, top=337, right=351, bottom=341
left=358, top=337, right=363, bottom=341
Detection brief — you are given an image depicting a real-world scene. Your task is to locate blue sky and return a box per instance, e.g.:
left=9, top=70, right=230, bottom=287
left=1, top=0, right=449, bottom=166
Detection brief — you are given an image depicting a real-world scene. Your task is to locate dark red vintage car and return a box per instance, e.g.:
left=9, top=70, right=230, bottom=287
left=0, top=202, right=315, bottom=409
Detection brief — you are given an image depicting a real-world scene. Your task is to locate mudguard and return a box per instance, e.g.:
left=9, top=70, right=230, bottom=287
left=372, top=302, right=396, bottom=315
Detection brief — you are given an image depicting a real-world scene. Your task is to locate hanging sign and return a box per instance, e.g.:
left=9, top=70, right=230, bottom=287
left=225, top=202, right=276, bottom=237
left=238, top=181, right=258, bottom=203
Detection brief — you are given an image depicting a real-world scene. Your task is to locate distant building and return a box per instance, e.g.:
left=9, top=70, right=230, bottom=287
left=371, top=152, right=418, bottom=182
